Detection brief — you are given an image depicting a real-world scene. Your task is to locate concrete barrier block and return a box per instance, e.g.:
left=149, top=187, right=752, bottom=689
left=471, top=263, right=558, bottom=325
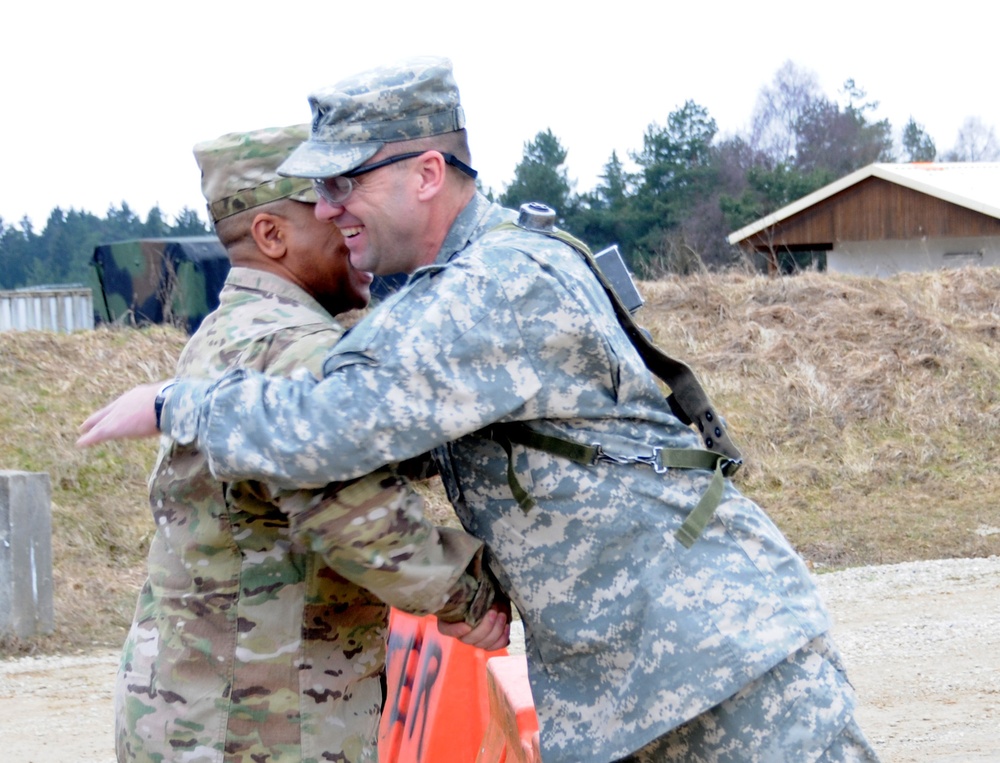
left=0, top=471, right=54, bottom=639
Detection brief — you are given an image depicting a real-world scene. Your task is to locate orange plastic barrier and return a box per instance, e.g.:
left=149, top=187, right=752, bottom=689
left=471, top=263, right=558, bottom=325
left=379, top=610, right=508, bottom=763
left=474, top=655, right=541, bottom=763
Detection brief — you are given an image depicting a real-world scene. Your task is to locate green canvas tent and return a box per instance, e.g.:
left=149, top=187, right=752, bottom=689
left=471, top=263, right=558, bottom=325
left=90, top=236, right=229, bottom=334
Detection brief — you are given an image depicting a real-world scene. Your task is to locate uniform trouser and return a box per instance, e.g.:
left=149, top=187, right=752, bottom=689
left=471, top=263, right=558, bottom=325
left=614, top=634, right=882, bottom=763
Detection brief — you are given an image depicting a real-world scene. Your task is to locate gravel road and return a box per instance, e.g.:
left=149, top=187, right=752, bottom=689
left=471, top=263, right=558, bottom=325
left=815, top=556, right=1000, bottom=762
left=1, top=556, right=998, bottom=763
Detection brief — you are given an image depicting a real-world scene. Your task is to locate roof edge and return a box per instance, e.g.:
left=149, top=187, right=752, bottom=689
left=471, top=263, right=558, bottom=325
left=726, top=165, right=878, bottom=246
left=727, top=162, right=1000, bottom=246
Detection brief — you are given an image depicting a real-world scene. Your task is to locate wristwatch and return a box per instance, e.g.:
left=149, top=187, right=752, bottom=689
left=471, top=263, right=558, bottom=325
left=154, top=380, right=178, bottom=432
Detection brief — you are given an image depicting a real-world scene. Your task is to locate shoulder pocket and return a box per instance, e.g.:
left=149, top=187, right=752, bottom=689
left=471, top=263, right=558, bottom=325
left=323, top=349, right=379, bottom=375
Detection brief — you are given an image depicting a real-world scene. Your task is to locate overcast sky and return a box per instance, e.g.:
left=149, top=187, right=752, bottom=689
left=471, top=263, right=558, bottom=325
left=4, top=0, right=998, bottom=228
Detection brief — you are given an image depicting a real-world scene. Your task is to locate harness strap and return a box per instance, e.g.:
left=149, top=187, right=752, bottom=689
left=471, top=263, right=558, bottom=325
left=490, top=221, right=743, bottom=468
left=490, top=423, right=737, bottom=549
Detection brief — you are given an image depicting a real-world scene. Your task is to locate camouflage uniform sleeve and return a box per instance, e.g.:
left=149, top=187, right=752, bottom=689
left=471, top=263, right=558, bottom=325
left=214, top=314, right=497, bottom=625
left=277, top=466, right=498, bottom=626
left=162, top=259, right=543, bottom=485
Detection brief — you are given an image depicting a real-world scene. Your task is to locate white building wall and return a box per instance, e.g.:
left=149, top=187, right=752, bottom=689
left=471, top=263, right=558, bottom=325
left=828, top=236, right=1000, bottom=276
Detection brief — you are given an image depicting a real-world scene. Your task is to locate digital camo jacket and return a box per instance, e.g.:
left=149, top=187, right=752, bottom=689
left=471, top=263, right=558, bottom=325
left=117, top=267, right=490, bottom=763
left=163, top=197, right=844, bottom=763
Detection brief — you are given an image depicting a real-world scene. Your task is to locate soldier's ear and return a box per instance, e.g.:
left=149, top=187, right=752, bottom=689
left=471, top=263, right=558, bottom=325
left=415, top=151, right=447, bottom=202
left=250, top=213, right=288, bottom=260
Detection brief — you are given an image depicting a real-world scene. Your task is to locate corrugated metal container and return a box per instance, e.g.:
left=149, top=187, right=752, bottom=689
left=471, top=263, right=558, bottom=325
left=0, top=287, right=94, bottom=333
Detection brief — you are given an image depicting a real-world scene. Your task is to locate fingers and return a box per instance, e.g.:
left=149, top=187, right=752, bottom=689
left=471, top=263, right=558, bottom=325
left=77, top=404, right=112, bottom=437
left=437, top=605, right=511, bottom=651
left=436, top=619, right=472, bottom=640
left=76, top=412, right=113, bottom=447
left=474, top=610, right=511, bottom=651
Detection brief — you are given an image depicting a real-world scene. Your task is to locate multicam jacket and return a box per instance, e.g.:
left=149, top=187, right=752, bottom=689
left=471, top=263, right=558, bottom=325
left=117, top=267, right=490, bottom=763
left=163, top=197, right=843, bottom=763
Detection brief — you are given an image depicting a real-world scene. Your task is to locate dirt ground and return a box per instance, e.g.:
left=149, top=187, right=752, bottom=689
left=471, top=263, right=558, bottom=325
left=1, top=556, right=998, bottom=763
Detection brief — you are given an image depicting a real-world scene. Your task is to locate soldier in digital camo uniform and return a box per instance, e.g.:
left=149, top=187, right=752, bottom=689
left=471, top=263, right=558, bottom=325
left=84, top=60, right=881, bottom=763
left=114, top=124, right=498, bottom=763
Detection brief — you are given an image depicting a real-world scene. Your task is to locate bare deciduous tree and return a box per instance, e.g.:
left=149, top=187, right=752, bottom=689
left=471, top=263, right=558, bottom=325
left=943, top=117, right=1000, bottom=161
left=749, top=60, right=822, bottom=165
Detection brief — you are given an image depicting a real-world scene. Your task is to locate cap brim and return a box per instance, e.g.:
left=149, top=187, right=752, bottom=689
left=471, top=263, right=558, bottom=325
left=288, top=186, right=318, bottom=204
left=277, top=140, right=382, bottom=179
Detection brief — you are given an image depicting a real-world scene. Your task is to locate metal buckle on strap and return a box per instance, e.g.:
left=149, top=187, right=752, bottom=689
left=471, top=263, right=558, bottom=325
left=591, top=443, right=667, bottom=473
left=634, top=446, right=668, bottom=473
left=721, top=457, right=743, bottom=478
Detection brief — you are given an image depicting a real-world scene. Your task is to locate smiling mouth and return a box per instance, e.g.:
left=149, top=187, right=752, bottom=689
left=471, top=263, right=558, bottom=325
left=340, top=226, right=363, bottom=239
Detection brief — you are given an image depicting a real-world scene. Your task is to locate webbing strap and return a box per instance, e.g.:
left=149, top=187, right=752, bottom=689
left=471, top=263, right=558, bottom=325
left=490, top=423, right=734, bottom=549
left=675, top=459, right=727, bottom=549
left=490, top=221, right=743, bottom=469
left=493, top=432, right=536, bottom=511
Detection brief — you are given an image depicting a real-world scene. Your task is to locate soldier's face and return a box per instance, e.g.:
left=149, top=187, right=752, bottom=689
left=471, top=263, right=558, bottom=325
left=285, top=202, right=372, bottom=315
left=314, top=152, right=429, bottom=276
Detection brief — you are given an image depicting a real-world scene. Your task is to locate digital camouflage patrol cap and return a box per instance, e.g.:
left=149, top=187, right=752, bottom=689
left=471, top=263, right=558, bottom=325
left=194, top=124, right=317, bottom=223
left=277, top=56, right=465, bottom=179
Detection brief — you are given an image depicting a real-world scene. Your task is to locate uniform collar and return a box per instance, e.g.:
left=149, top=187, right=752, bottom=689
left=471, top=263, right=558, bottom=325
left=434, top=192, right=512, bottom=265
left=224, top=267, right=338, bottom=322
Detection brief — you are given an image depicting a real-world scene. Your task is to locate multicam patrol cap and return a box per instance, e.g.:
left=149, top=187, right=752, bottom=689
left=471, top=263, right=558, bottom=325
left=194, top=124, right=317, bottom=223
left=277, top=56, right=465, bottom=180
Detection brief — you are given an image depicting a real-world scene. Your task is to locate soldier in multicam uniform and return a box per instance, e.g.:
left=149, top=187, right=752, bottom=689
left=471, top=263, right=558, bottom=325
left=81, top=60, right=881, bottom=763
left=114, top=124, right=500, bottom=763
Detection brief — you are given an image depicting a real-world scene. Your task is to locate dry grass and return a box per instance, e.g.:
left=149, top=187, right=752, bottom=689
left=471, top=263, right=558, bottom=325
left=639, top=267, right=1000, bottom=568
left=0, top=326, right=187, bottom=656
left=2, top=267, right=999, bottom=657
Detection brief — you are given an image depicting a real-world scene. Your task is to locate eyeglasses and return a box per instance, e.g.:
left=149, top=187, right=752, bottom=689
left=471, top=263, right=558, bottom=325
left=313, top=151, right=478, bottom=205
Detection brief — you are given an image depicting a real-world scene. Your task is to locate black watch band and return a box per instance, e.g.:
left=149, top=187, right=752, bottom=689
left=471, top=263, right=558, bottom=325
left=154, top=381, right=177, bottom=432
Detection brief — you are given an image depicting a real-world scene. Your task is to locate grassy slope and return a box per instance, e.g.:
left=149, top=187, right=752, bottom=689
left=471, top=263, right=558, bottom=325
left=639, top=268, right=1000, bottom=567
left=1, top=267, right=998, bottom=656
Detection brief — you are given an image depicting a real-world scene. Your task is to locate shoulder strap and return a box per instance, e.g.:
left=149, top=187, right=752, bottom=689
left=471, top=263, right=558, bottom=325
left=490, top=220, right=743, bottom=471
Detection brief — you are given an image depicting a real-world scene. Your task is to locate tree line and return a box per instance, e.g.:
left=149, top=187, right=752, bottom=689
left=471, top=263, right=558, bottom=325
left=495, top=62, right=1000, bottom=275
left=0, top=203, right=210, bottom=290
left=3, top=61, right=999, bottom=290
